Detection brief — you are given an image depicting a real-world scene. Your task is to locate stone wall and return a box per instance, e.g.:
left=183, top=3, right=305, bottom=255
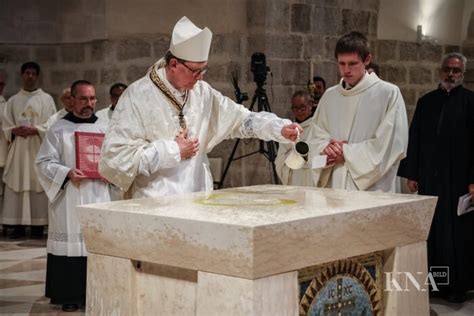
left=374, top=40, right=462, bottom=121
left=0, top=0, right=107, bottom=44
left=0, top=0, right=471, bottom=188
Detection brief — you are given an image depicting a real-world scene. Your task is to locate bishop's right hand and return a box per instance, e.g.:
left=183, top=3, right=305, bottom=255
left=175, top=129, right=199, bottom=160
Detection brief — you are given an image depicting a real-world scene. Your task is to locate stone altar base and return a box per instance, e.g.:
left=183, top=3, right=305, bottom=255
left=77, top=185, right=437, bottom=315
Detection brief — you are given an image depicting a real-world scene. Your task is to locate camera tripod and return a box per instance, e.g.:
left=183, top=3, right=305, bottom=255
left=217, top=84, right=280, bottom=189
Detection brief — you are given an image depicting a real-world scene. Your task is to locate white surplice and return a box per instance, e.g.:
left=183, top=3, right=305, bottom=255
left=308, top=72, right=408, bottom=192
left=40, top=107, right=68, bottom=132
left=0, top=95, right=8, bottom=200
left=36, top=116, right=111, bottom=256
left=275, top=117, right=317, bottom=186
left=2, top=89, right=56, bottom=225
left=95, top=106, right=113, bottom=125
left=0, top=95, right=8, bottom=168
left=99, top=61, right=291, bottom=198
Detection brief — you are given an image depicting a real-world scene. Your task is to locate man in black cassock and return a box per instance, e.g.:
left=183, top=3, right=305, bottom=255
left=398, top=52, right=474, bottom=303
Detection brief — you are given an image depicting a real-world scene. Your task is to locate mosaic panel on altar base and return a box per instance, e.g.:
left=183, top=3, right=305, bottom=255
left=298, top=252, right=383, bottom=316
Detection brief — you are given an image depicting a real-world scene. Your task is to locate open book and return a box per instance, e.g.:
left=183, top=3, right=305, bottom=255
left=75, top=131, right=105, bottom=179
left=457, top=193, right=474, bottom=216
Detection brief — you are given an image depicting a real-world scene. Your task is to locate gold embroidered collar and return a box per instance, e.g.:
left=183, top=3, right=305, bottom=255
left=149, top=66, right=188, bottom=129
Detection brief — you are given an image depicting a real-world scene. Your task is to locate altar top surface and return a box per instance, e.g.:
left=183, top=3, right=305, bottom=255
left=81, top=185, right=433, bottom=227
left=77, top=185, right=437, bottom=279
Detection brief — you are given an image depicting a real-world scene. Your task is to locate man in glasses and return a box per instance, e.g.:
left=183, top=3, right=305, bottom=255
left=96, top=82, right=128, bottom=125
left=275, top=91, right=316, bottom=186
left=99, top=16, right=301, bottom=199
left=398, top=52, right=474, bottom=303
left=36, top=80, right=112, bottom=312
left=307, top=31, right=408, bottom=192
left=1, top=62, right=56, bottom=239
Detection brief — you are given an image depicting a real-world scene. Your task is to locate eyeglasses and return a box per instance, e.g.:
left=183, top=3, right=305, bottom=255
left=73, top=96, right=97, bottom=104
left=177, top=60, right=208, bottom=76
left=442, top=66, right=463, bottom=74
left=291, top=104, right=310, bottom=112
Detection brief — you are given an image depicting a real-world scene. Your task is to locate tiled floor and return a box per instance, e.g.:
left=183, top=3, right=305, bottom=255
left=0, top=233, right=473, bottom=315
left=0, top=234, right=83, bottom=315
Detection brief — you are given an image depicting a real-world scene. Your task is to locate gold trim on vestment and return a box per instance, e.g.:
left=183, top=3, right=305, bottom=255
left=149, top=67, right=188, bottom=129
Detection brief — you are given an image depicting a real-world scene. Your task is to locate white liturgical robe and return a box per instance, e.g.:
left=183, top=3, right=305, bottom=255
left=36, top=115, right=111, bottom=256
left=0, top=95, right=8, bottom=200
left=41, top=107, right=68, bottom=132
left=95, top=106, right=113, bottom=125
left=0, top=95, right=8, bottom=168
left=275, top=117, right=317, bottom=186
left=308, top=72, right=408, bottom=192
left=2, top=88, right=56, bottom=225
left=99, top=61, right=291, bottom=198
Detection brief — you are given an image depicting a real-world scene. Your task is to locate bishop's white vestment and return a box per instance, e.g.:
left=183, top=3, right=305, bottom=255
left=99, top=61, right=291, bottom=198
left=275, top=117, right=317, bottom=186
left=36, top=113, right=111, bottom=256
left=2, top=89, right=56, bottom=225
left=308, top=72, right=408, bottom=192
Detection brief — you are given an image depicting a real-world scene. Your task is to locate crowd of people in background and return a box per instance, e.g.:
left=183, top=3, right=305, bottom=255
left=0, top=62, right=128, bottom=311
left=0, top=16, right=472, bottom=312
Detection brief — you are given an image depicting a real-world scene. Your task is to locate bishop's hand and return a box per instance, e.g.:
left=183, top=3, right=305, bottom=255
left=281, top=123, right=303, bottom=142
left=175, top=129, right=199, bottom=160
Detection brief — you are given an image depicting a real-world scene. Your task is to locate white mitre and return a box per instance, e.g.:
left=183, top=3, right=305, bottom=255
left=169, top=16, right=213, bottom=62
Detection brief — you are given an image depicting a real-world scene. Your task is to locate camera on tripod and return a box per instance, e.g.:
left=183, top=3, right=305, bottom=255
left=217, top=52, right=279, bottom=189
left=251, top=52, right=270, bottom=87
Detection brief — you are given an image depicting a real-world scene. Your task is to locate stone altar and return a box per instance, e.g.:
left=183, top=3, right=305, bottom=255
left=77, top=185, right=437, bottom=315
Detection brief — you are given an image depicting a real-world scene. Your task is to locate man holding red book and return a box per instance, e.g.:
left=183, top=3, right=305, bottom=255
left=35, top=80, right=111, bottom=312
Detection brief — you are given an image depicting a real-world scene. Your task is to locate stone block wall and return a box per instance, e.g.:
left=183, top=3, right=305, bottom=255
left=373, top=40, right=462, bottom=122
left=0, top=36, right=170, bottom=109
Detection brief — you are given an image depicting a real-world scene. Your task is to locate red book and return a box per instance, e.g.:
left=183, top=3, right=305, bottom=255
left=75, top=131, right=105, bottom=179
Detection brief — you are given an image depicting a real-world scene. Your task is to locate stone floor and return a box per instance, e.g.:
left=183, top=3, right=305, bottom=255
left=0, top=232, right=473, bottom=315
left=0, top=233, right=84, bottom=315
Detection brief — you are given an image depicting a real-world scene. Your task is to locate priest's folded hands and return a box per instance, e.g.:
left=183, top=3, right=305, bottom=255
left=11, top=126, right=38, bottom=138
left=322, top=139, right=346, bottom=167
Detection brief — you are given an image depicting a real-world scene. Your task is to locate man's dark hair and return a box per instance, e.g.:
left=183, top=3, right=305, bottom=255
left=292, top=90, right=310, bottom=101
left=313, top=76, right=326, bottom=89
left=165, top=51, right=183, bottom=65
left=21, top=62, right=40, bottom=75
left=109, top=83, right=128, bottom=95
left=367, top=62, right=380, bottom=76
left=334, top=31, right=370, bottom=61
left=71, top=80, right=93, bottom=96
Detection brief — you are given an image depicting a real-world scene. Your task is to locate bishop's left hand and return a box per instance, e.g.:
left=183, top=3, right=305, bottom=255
left=281, top=123, right=303, bottom=142
left=469, top=184, right=474, bottom=201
